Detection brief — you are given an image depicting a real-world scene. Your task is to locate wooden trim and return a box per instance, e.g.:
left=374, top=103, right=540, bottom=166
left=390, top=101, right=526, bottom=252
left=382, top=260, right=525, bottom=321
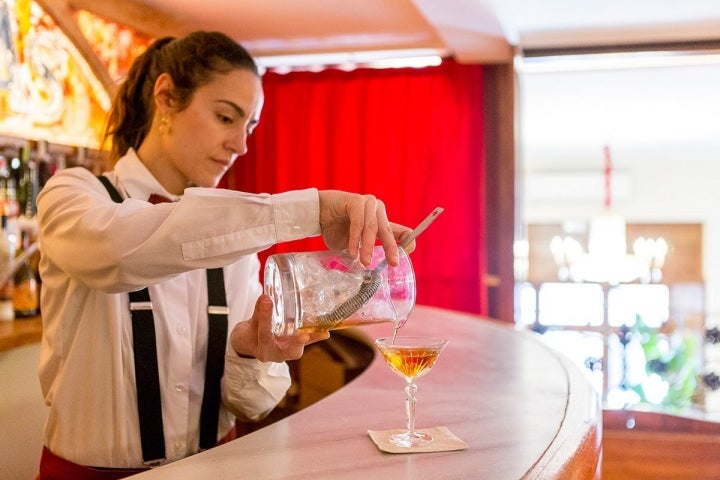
left=522, top=39, right=720, bottom=58
left=66, top=0, right=188, bottom=39
left=603, top=429, right=720, bottom=479
left=523, top=343, right=602, bottom=479
left=483, top=62, right=516, bottom=322
left=604, top=409, right=720, bottom=435
left=602, top=409, right=720, bottom=479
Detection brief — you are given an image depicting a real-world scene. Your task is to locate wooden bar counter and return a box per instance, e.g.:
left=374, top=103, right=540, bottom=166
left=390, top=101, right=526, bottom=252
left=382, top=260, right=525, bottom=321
left=130, top=306, right=601, bottom=479
left=0, top=315, right=43, bottom=351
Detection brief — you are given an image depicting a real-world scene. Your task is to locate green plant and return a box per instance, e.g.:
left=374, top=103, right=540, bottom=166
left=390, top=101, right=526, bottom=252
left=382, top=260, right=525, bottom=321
left=630, top=314, right=700, bottom=408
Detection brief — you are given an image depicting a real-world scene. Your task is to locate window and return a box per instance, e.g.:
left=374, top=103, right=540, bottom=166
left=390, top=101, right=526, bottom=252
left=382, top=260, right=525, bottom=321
left=538, top=282, right=604, bottom=326
left=607, top=284, right=669, bottom=328
left=517, top=280, right=701, bottom=409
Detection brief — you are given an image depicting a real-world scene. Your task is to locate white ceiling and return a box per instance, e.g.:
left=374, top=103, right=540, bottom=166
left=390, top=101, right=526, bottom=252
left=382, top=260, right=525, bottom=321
left=77, top=0, right=720, bottom=65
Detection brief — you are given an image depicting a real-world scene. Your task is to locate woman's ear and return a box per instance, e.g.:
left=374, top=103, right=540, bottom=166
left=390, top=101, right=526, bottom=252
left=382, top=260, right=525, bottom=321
left=153, top=72, right=175, bottom=112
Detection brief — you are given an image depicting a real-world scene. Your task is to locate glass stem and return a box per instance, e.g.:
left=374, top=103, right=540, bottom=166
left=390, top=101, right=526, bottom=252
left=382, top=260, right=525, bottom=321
left=404, top=380, right=418, bottom=434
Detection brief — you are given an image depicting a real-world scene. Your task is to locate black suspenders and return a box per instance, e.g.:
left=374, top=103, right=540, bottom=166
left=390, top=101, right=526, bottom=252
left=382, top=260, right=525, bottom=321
left=200, top=268, right=228, bottom=450
left=97, top=175, right=228, bottom=465
left=127, top=286, right=165, bottom=464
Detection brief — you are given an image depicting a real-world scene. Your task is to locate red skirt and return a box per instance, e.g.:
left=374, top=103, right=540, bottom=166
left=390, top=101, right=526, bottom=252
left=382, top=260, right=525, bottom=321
left=37, top=425, right=239, bottom=480
left=37, top=448, right=148, bottom=480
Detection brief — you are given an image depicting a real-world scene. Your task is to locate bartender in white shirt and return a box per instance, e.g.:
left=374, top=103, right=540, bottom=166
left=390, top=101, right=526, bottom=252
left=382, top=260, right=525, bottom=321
left=35, top=31, right=413, bottom=480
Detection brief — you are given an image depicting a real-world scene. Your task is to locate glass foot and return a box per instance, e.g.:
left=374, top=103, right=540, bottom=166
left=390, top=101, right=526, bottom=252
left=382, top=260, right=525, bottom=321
left=389, top=430, right=433, bottom=447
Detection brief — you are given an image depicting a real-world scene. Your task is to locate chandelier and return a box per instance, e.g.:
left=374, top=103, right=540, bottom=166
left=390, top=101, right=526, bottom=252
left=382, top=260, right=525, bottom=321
left=550, top=146, right=668, bottom=285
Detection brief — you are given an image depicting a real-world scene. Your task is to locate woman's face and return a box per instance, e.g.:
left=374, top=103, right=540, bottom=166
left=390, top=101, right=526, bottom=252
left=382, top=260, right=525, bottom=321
left=157, top=68, right=263, bottom=192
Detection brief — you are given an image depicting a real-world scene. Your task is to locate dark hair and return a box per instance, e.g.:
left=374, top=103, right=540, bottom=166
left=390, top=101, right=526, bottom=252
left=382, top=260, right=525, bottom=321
left=103, top=31, right=259, bottom=160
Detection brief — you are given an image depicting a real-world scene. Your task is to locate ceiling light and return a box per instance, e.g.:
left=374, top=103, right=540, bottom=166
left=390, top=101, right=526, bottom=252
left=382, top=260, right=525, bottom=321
left=255, top=48, right=447, bottom=72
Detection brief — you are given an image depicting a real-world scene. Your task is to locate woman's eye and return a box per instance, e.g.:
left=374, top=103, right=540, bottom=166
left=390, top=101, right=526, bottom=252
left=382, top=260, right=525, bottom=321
left=217, top=114, right=234, bottom=124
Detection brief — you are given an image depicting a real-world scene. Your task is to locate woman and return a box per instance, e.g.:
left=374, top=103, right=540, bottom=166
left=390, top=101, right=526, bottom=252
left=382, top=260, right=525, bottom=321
left=36, top=31, right=412, bottom=479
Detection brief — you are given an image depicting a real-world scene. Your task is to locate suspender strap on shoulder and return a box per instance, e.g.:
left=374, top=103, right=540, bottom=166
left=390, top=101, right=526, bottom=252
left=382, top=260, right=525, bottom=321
left=97, top=175, right=124, bottom=203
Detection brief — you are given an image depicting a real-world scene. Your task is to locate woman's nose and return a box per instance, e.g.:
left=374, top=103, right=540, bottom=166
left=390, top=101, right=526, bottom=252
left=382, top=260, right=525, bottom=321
left=226, top=130, right=248, bottom=158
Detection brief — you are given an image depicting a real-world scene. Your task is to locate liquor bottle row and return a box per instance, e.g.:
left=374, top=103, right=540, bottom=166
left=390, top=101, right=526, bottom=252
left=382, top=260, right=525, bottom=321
left=0, top=216, right=39, bottom=321
left=0, top=136, right=107, bottom=321
left=0, top=137, right=109, bottom=221
left=0, top=140, right=44, bottom=320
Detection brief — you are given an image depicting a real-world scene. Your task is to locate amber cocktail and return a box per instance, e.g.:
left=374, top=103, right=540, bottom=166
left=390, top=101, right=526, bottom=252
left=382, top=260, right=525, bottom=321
left=375, top=336, right=448, bottom=447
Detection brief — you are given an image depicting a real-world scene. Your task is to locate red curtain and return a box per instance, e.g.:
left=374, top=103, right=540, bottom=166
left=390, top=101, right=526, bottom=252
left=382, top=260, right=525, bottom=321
left=221, top=59, right=487, bottom=315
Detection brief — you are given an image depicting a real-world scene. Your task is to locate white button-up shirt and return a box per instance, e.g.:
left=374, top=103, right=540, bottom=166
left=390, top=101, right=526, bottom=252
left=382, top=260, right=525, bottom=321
left=36, top=150, right=320, bottom=468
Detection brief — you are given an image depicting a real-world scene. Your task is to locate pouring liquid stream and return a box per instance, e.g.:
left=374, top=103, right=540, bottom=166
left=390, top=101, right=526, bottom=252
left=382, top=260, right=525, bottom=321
left=389, top=206, right=444, bottom=345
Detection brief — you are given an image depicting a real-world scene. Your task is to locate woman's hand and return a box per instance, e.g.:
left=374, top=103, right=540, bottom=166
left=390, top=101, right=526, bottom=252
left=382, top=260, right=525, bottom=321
left=230, top=295, right=330, bottom=362
left=318, top=190, right=414, bottom=266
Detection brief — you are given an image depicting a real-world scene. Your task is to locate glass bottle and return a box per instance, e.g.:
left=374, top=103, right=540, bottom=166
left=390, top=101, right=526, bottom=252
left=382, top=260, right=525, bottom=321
left=0, top=152, right=18, bottom=219
left=17, top=144, right=39, bottom=218
left=13, top=229, right=38, bottom=318
left=0, top=215, right=14, bottom=321
left=5, top=147, right=20, bottom=219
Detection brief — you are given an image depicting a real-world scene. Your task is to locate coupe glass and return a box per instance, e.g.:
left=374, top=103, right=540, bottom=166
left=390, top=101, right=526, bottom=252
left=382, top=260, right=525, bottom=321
left=375, top=336, right=448, bottom=447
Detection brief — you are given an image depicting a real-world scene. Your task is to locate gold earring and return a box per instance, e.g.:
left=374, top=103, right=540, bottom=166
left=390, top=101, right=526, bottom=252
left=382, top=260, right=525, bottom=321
left=159, top=115, right=170, bottom=134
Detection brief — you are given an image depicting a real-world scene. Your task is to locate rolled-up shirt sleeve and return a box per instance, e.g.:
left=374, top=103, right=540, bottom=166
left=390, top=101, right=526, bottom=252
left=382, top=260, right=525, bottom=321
left=221, top=354, right=292, bottom=422
left=37, top=167, right=322, bottom=292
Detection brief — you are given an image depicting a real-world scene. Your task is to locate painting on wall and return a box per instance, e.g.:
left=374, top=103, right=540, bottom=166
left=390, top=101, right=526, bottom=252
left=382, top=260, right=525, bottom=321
left=0, top=0, right=123, bottom=149
left=73, top=8, right=153, bottom=84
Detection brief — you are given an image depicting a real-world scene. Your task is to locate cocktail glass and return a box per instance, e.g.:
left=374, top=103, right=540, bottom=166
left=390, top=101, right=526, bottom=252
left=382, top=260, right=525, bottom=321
left=375, top=336, right=448, bottom=447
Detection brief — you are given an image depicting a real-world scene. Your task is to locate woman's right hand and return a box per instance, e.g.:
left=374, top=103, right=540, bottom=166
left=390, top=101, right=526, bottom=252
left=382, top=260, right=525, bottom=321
left=317, top=190, right=413, bottom=267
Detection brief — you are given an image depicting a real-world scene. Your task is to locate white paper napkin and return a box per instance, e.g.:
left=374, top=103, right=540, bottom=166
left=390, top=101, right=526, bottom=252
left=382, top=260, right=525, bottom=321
left=368, top=426, right=468, bottom=454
